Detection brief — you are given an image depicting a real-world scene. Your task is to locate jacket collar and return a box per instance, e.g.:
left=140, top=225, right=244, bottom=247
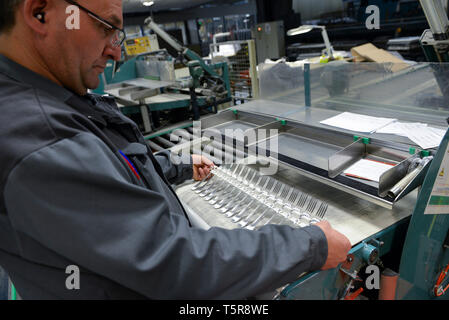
left=0, top=54, right=118, bottom=128
left=0, top=54, right=73, bottom=103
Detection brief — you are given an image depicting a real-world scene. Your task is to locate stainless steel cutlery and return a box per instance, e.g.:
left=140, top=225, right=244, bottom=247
left=192, top=164, right=329, bottom=230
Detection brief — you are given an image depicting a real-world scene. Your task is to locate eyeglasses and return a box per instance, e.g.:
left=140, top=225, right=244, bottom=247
left=63, top=0, right=126, bottom=48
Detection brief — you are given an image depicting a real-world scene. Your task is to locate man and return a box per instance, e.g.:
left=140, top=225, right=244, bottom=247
left=0, top=0, right=351, bottom=299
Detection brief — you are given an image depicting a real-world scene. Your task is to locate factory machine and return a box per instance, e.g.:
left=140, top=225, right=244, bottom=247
left=99, top=18, right=232, bottom=137
left=169, top=80, right=448, bottom=300
left=167, top=66, right=449, bottom=300
left=159, top=1, right=449, bottom=300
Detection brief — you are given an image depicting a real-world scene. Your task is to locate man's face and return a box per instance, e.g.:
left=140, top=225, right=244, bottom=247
left=42, top=0, right=123, bottom=95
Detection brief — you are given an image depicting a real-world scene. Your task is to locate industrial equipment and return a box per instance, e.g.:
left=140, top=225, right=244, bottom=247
left=419, top=0, right=449, bottom=101
left=252, top=21, right=285, bottom=63
left=209, top=39, right=259, bottom=104
left=123, top=34, right=160, bottom=58
left=143, top=5, right=449, bottom=299
left=412, top=0, right=449, bottom=64
left=102, top=18, right=232, bottom=136
left=164, top=57, right=449, bottom=300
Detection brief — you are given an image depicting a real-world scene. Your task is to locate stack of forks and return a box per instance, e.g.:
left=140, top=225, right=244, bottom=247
left=191, top=164, right=328, bottom=230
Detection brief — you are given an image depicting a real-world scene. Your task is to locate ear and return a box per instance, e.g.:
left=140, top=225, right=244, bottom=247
left=21, top=0, right=52, bottom=35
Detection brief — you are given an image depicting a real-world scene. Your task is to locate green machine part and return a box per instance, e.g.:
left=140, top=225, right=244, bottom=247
left=91, top=58, right=136, bottom=95
left=93, top=52, right=163, bottom=94
left=184, top=48, right=219, bottom=78
left=396, top=127, right=449, bottom=300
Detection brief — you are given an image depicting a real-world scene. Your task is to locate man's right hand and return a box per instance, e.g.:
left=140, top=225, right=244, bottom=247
left=315, top=221, right=351, bottom=270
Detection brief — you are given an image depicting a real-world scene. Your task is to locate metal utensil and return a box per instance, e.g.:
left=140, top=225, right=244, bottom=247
left=239, top=204, right=270, bottom=228
left=227, top=198, right=255, bottom=218
left=245, top=207, right=275, bottom=230
left=191, top=166, right=217, bottom=191
left=232, top=201, right=261, bottom=223
left=310, top=202, right=328, bottom=224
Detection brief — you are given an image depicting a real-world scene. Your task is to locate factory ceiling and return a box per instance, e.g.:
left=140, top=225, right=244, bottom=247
left=123, top=0, right=216, bottom=13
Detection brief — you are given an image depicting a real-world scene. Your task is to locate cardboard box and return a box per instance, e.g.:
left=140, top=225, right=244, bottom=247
left=351, top=43, right=409, bottom=72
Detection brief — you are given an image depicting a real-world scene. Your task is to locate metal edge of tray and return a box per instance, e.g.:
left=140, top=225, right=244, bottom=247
left=379, top=155, right=433, bottom=201
left=274, top=158, right=394, bottom=209
left=253, top=144, right=395, bottom=209
left=203, top=108, right=417, bottom=156
left=378, top=153, right=421, bottom=197
left=200, top=109, right=278, bottom=131
left=236, top=133, right=395, bottom=206
left=328, top=138, right=366, bottom=179
left=242, top=126, right=396, bottom=208
left=394, top=160, right=432, bottom=202
left=200, top=110, right=281, bottom=152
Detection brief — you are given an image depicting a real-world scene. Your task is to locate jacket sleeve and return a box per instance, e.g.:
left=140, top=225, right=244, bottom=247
left=153, top=150, right=193, bottom=185
left=4, top=132, right=328, bottom=299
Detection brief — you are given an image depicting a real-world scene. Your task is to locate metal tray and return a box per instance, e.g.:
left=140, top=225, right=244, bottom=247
left=257, top=132, right=343, bottom=171
left=211, top=120, right=259, bottom=133
left=200, top=110, right=421, bottom=209
left=247, top=121, right=411, bottom=208
left=201, top=109, right=277, bottom=141
left=105, top=78, right=175, bottom=105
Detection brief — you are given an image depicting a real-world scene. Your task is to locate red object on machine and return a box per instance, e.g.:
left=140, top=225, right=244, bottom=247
left=344, top=287, right=364, bottom=300
left=434, top=263, right=449, bottom=297
left=379, top=268, right=399, bottom=300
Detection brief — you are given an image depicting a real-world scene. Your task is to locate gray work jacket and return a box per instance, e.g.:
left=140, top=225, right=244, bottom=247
left=0, top=54, right=328, bottom=299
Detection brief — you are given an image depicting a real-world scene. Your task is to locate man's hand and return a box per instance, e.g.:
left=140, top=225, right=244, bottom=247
left=192, top=154, right=215, bottom=181
left=315, top=221, right=351, bottom=270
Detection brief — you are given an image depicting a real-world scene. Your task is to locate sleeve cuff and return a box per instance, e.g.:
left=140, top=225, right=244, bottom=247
left=170, top=152, right=193, bottom=184
left=180, top=154, right=194, bottom=182
left=302, top=225, right=328, bottom=270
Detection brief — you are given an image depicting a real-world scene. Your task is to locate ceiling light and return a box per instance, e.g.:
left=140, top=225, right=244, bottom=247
left=142, top=1, right=154, bottom=6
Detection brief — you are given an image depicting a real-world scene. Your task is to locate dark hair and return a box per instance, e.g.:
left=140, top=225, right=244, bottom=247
left=0, top=0, right=24, bottom=33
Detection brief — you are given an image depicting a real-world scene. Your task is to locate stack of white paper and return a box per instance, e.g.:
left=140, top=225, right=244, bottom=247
left=320, top=112, right=397, bottom=133
left=344, top=159, right=395, bottom=182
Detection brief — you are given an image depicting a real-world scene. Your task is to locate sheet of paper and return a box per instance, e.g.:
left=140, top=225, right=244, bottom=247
left=404, top=126, right=446, bottom=150
left=375, top=122, right=446, bottom=149
left=376, top=122, right=428, bottom=137
left=344, top=159, right=395, bottom=182
left=320, top=112, right=397, bottom=133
